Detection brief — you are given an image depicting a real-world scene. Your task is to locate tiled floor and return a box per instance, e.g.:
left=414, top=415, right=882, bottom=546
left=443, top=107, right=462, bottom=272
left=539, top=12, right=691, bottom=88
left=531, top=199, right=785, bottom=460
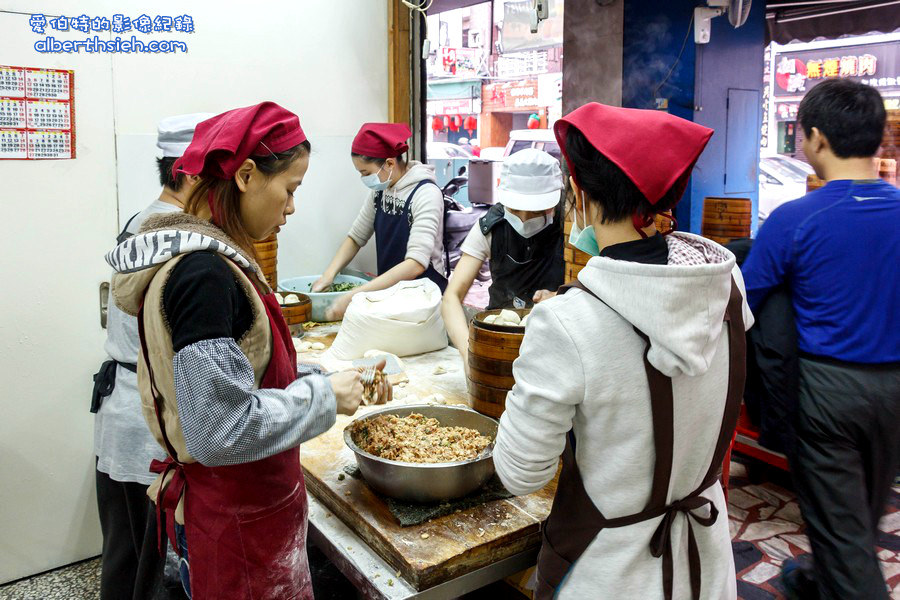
left=0, top=558, right=100, bottom=600
left=3, top=462, right=898, bottom=600
left=726, top=461, right=900, bottom=599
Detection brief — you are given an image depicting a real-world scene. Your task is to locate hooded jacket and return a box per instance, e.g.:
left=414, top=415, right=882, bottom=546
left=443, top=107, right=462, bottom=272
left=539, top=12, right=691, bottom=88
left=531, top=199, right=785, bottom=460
left=493, top=232, right=753, bottom=600
left=348, top=160, right=445, bottom=274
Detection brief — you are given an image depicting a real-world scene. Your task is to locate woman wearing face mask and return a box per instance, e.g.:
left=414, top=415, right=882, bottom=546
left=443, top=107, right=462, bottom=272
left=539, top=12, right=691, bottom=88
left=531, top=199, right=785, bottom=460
left=105, top=103, right=389, bottom=600
left=442, top=148, right=564, bottom=367
left=492, top=103, right=753, bottom=600
left=313, top=123, right=446, bottom=320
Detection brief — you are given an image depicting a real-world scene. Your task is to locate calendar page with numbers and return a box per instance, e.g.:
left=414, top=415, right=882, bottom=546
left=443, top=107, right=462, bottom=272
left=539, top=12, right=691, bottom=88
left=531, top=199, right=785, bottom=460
left=0, top=65, right=75, bottom=160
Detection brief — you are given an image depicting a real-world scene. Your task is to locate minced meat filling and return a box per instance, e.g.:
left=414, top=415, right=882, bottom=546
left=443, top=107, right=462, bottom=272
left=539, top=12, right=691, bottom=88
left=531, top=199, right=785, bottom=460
left=350, top=413, right=492, bottom=463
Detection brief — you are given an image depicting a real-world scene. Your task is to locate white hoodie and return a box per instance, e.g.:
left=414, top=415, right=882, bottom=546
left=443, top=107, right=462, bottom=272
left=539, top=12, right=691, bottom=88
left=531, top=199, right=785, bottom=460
left=494, top=232, right=753, bottom=600
left=348, top=161, right=445, bottom=275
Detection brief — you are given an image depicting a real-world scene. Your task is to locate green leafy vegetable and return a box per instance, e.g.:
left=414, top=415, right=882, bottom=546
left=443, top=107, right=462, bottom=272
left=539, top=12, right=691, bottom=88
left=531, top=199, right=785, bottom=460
left=308, top=281, right=361, bottom=293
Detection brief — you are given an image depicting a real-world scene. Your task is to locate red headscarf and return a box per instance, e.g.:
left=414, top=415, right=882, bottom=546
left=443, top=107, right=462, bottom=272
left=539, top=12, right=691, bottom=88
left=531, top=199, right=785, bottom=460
left=553, top=102, right=713, bottom=231
left=174, top=102, right=307, bottom=180
left=351, top=123, right=412, bottom=159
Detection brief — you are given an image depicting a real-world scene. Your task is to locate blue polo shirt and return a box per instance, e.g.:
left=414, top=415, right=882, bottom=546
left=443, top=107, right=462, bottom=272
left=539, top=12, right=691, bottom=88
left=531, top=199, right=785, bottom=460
left=742, top=179, right=900, bottom=364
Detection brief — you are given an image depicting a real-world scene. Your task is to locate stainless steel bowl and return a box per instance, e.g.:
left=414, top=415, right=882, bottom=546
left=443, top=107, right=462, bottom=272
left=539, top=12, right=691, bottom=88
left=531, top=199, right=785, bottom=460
left=343, top=404, right=499, bottom=503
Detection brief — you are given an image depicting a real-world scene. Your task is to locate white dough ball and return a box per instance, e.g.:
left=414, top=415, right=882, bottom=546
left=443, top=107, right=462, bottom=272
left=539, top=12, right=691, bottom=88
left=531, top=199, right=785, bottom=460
left=497, top=309, right=521, bottom=325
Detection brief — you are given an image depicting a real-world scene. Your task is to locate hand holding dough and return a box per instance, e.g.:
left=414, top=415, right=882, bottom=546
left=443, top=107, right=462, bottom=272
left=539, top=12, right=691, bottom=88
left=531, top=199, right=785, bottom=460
left=363, top=349, right=405, bottom=372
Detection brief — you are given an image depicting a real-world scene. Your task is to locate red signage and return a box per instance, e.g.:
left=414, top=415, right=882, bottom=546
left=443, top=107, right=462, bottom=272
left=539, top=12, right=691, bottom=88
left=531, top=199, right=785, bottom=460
left=482, top=79, right=541, bottom=112
left=773, top=41, right=898, bottom=97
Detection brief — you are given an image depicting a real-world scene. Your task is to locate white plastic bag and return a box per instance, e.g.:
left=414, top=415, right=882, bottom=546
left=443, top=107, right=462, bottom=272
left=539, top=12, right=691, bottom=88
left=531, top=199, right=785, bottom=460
left=329, top=279, right=448, bottom=359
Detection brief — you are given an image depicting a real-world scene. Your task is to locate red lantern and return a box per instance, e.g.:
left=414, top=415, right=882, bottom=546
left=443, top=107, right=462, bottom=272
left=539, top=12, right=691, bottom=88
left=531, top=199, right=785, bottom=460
left=449, top=115, right=461, bottom=132
left=463, top=115, right=477, bottom=135
left=431, top=116, right=444, bottom=131
left=527, top=113, right=541, bottom=129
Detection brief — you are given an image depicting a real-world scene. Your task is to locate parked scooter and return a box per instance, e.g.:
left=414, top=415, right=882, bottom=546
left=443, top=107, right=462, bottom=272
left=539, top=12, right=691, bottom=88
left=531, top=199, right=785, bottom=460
left=441, top=167, right=490, bottom=281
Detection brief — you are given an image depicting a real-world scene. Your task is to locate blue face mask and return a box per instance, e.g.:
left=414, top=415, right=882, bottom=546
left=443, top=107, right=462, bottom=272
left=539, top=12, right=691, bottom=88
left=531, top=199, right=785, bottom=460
left=504, top=210, right=553, bottom=239
left=361, top=165, right=392, bottom=191
left=569, top=191, right=600, bottom=256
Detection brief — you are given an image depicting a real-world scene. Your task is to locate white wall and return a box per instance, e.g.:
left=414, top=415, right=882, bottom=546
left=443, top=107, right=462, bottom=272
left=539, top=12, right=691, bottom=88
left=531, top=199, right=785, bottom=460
left=108, top=1, right=388, bottom=278
left=0, top=9, right=116, bottom=583
left=0, top=0, right=388, bottom=582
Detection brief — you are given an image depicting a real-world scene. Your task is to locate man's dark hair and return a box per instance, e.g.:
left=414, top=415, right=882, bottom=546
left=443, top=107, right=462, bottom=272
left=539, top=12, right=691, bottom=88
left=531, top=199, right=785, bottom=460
left=565, top=127, right=682, bottom=223
left=798, top=79, right=885, bottom=159
left=156, top=156, right=186, bottom=191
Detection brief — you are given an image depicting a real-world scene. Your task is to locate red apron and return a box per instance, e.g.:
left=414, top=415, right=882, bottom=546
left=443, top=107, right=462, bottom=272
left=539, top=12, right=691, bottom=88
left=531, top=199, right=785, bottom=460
left=140, top=272, right=313, bottom=600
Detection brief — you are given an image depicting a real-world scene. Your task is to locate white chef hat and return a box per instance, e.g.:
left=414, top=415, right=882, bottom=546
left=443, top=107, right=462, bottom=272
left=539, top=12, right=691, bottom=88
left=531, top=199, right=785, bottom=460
left=497, top=148, right=563, bottom=211
left=156, top=113, right=215, bottom=158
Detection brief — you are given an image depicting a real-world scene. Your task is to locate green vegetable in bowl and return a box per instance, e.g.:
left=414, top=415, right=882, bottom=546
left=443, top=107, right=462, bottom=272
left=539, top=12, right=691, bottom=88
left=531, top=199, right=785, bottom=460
left=308, top=281, right=361, bottom=293
left=331, top=282, right=361, bottom=292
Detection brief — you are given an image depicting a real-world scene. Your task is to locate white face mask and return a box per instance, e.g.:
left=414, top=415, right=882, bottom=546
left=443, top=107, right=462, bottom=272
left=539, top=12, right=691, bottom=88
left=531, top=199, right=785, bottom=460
left=504, top=210, right=554, bottom=239
left=360, top=164, right=392, bottom=191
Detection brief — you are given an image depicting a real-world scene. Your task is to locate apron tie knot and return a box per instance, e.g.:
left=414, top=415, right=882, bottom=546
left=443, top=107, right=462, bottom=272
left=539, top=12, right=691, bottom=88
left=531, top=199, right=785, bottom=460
left=150, top=457, right=187, bottom=558
left=649, top=495, right=719, bottom=600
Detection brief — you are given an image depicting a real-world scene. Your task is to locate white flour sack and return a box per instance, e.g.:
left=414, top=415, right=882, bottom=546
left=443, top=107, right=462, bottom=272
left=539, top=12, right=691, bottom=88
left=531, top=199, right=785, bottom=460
left=329, top=279, right=448, bottom=359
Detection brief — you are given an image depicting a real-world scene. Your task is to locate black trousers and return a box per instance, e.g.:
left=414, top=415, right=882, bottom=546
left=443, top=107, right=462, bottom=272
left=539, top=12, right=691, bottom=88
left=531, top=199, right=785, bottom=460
left=790, top=357, right=900, bottom=600
left=95, top=468, right=186, bottom=600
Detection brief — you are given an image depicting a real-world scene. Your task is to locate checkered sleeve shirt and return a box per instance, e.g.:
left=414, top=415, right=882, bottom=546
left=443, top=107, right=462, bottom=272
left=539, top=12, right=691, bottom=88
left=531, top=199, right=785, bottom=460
left=173, top=337, right=336, bottom=466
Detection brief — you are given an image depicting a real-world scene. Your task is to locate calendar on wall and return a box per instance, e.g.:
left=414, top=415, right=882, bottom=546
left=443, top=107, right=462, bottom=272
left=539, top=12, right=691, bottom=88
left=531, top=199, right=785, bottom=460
left=0, top=65, right=75, bottom=160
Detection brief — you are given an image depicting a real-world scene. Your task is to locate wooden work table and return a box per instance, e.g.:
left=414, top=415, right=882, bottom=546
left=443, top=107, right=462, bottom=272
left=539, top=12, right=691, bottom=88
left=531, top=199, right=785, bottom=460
left=296, top=324, right=555, bottom=598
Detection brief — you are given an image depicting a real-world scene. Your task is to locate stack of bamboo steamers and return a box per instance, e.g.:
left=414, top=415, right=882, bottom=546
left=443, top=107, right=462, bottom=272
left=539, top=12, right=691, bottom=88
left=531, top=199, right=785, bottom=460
left=701, top=197, right=751, bottom=245
left=252, top=234, right=311, bottom=330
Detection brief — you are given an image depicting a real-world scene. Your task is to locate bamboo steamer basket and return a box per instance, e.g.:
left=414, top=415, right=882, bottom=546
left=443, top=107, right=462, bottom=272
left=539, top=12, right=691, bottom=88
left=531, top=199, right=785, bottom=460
left=253, top=234, right=278, bottom=290
left=806, top=174, right=826, bottom=193
left=254, top=240, right=278, bottom=254
left=562, top=220, right=590, bottom=283
left=562, top=247, right=592, bottom=266
left=467, top=308, right=530, bottom=418
left=879, top=158, right=897, bottom=186
left=654, top=212, right=675, bottom=235
left=565, top=263, right=585, bottom=282
left=255, top=248, right=278, bottom=261
left=702, top=197, right=751, bottom=244
left=280, top=293, right=312, bottom=327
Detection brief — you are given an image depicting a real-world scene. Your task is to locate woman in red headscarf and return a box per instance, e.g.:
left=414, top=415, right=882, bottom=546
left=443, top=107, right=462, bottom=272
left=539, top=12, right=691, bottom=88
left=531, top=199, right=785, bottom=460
left=313, top=122, right=447, bottom=320
left=105, top=102, right=390, bottom=600
left=491, top=103, right=753, bottom=600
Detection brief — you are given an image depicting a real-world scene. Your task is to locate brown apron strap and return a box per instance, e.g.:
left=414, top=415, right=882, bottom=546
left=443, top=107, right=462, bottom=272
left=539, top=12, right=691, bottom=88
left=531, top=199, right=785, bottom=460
left=137, top=302, right=187, bottom=559
left=559, top=280, right=675, bottom=512
left=137, top=302, right=181, bottom=462
left=534, top=431, right=607, bottom=598
left=699, top=279, right=746, bottom=488
left=632, top=327, right=675, bottom=512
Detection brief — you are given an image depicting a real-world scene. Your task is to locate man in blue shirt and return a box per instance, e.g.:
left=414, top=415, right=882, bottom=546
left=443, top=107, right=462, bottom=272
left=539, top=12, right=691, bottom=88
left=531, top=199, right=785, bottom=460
left=743, top=79, right=900, bottom=600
